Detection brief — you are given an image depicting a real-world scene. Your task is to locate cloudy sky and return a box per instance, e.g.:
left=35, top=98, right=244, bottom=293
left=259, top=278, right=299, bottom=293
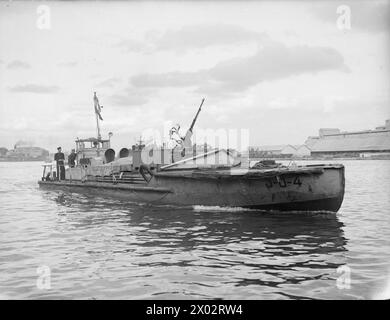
left=0, top=0, right=389, bottom=151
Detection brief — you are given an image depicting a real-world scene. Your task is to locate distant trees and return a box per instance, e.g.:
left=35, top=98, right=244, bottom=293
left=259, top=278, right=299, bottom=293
left=0, top=147, right=8, bottom=156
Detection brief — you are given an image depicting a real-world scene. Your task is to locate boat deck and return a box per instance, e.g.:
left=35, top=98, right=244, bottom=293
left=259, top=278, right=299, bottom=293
left=155, top=164, right=343, bottom=179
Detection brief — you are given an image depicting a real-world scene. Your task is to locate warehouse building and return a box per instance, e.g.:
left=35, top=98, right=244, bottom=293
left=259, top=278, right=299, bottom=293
left=306, top=120, right=390, bottom=157
left=249, top=145, right=297, bottom=158
left=6, top=146, right=49, bottom=161
left=295, top=145, right=311, bottom=157
left=249, top=144, right=312, bottom=158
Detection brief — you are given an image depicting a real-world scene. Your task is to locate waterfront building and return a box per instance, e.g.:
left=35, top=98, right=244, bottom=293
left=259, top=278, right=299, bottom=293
left=249, top=145, right=297, bottom=158
left=307, top=120, right=390, bottom=157
left=295, top=145, right=312, bottom=157
left=5, top=146, right=49, bottom=161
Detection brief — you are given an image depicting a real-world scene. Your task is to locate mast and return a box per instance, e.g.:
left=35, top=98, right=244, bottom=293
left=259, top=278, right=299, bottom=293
left=96, top=113, right=101, bottom=140
left=93, top=92, right=102, bottom=140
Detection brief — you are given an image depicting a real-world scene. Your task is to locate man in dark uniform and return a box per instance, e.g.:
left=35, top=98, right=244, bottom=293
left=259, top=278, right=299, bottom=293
left=68, top=149, right=77, bottom=168
left=54, top=147, right=65, bottom=180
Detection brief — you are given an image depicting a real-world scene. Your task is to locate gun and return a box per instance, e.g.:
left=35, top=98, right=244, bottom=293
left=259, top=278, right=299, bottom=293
left=188, top=98, right=205, bottom=133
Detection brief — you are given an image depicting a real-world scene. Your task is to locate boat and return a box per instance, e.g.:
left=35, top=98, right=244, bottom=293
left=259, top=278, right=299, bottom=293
left=38, top=93, right=345, bottom=212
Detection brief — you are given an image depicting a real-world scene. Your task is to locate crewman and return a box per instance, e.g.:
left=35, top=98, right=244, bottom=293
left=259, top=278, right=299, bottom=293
left=68, top=149, right=77, bottom=168
left=54, top=147, right=65, bottom=180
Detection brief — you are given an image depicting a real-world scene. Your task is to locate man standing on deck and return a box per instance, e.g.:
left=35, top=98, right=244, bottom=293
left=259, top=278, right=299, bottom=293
left=68, top=149, right=77, bottom=168
left=54, top=147, right=65, bottom=180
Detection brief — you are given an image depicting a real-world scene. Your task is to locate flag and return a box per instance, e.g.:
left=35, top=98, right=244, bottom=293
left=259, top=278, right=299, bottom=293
left=94, top=92, right=103, bottom=121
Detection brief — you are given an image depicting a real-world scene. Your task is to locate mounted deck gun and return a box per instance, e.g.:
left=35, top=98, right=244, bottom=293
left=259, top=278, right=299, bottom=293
left=170, top=98, right=205, bottom=148
left=168, top=98, right=205, bottom=161
left=183, top=98, right=205, bottom=149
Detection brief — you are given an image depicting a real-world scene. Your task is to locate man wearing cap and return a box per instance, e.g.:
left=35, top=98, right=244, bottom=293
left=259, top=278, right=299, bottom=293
left=54, top=147, right=65, bottom=180
left=68, top=149, right=77, bottom=168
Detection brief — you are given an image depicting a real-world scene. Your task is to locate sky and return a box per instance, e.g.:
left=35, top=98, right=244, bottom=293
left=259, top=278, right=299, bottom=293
left=0, top=0, right=389, bottom=151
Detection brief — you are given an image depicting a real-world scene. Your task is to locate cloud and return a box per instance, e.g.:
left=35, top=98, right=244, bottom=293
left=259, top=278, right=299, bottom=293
left=96, top=77, right=121, bottom=88
left=117, top=24, right=266, bottom=53
left=154, top=24, right=265, bottom=51
left=57, top=61, right=78, bottom=67
left=7, top=60, right=31, bottom=69
left=115, top=38, right=152, bottom=53
left=9, top=84, right=60, bottom=94
left=108, top=89, right=149, bottom=107
left=205, top=44, right=349, bottom=92
left=311, top=1, right=390, bottom=33
left=130, top=43, right=348, bottom=94
left=132, top=71, right=204, bottom=88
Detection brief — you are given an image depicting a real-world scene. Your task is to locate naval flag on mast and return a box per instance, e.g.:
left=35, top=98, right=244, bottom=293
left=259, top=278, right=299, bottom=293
left=94, top=92, right=103, bottom=121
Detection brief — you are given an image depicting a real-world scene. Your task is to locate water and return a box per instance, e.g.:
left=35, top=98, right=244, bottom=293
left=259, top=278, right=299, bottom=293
left=0, top=160, right=389, bottom=299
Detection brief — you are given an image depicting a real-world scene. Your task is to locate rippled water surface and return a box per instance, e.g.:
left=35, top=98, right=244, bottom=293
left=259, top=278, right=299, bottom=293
left=0, top=160, right=389, bottom=299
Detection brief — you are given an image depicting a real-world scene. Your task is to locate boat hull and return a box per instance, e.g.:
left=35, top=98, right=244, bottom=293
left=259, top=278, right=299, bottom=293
left=38, top=164, right=345, bottom=212
left=150, top=165, right=345, bottom=212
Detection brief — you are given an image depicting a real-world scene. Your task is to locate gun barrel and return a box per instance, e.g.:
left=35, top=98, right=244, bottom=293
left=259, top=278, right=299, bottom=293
left=189, top=98, right=205, bottom=133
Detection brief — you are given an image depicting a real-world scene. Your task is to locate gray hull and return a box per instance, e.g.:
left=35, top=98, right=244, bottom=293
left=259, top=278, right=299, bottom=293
left=38, top=164, right=345, bottom=212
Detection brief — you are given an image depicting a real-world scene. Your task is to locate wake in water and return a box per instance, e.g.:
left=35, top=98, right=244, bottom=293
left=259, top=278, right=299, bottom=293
left=192, top=205, right=258, bottom=213
left=192, top=205, right=336, bottom=216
